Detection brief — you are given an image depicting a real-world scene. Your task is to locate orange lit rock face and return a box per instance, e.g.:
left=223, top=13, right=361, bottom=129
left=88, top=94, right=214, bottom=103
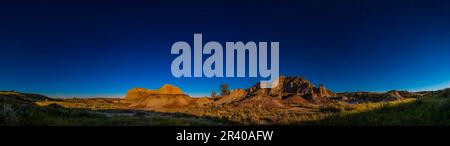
left=247, top=76, right=337, bottom=100
left=123, top=84, right=192, bottom=112
left=124, top=88, right=155, bottom=103
left=216, top=89, right=248, bottom=105
left=155, top=84, right=184, bottom=94
left=124, top=84, right=185, bottom=101
left=318, top=85, right=337, bottom=98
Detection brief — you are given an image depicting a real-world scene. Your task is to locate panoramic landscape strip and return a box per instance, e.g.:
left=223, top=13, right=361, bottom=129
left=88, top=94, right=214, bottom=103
left=2, top=76, right=449, bottom=126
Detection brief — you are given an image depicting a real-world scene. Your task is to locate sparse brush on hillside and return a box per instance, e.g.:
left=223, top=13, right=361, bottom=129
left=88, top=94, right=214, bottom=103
left=0, top=91, right=221, bottom=126
left=308, top=95, right=450, bottom=126
left=2, top=82, right=450, bottom=126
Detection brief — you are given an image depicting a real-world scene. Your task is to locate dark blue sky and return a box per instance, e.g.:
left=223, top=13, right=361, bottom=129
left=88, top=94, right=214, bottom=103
left=1, top=0, right=450, bottom=97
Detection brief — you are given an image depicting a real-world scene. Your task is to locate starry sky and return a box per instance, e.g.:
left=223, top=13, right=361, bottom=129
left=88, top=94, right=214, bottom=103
left=1, top=0, right=450, bottom=97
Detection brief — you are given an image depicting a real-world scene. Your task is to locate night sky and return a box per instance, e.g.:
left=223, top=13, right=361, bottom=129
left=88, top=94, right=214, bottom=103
left=1, top=0, right=450, bottom=97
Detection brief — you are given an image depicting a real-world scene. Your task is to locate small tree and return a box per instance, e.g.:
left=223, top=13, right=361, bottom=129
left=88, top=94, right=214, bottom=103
left=211, top=91, right=217, bottom=98
left=220, top=84, right=230, bottom=96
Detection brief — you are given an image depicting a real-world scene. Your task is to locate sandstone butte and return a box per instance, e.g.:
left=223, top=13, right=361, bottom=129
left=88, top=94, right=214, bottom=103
left=122, top=84, right=193, bottom=111
left=124, top=84, right=184, bottom=101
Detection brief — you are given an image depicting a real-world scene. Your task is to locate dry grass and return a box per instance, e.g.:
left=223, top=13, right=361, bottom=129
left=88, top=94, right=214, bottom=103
left=185, top=98, right=417, bottom=125
left=4, top=90, right=448, bottom=126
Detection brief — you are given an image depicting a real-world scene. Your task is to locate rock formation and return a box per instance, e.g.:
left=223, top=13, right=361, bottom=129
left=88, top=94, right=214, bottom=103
left=430, top=88, right=450, bottom=98
left=121, top=76, right=412, bottom=111
left=247, top=76, right=337, bottom=101
left=318, top=85, right=336, bottom=98
left=216, top=89, right=248, bottom=104
left=154, top=84, right=184, bottom=94
left=123, top=84, right=192, bottom=111
left=341, top=90, right=414, bottom=102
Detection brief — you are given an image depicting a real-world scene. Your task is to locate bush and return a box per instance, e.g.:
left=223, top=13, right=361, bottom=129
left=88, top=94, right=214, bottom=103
left=436, top=98, right=450, bottom=112
left=0, top=104, right=19, bottom=126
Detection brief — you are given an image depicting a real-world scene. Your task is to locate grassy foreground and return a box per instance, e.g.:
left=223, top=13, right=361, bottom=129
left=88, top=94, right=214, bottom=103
left=311, top=95, right=450, bottom=126
left=1, top=91, right=449, bottom=126
left=0, top=92, right=222, bottom=126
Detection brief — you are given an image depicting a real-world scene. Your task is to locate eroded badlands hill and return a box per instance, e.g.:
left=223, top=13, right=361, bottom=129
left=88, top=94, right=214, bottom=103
left=122, top=76, right=421, bottom=112
left=123, top=84, right=211, bottom=112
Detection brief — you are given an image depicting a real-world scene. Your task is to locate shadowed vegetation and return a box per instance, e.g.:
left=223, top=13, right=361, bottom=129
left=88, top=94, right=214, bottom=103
left=305, top=95, right=450, bottom=126
left=1, top=89, right=449, bottom=126
left=0, top=91, right=224, bottom=126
